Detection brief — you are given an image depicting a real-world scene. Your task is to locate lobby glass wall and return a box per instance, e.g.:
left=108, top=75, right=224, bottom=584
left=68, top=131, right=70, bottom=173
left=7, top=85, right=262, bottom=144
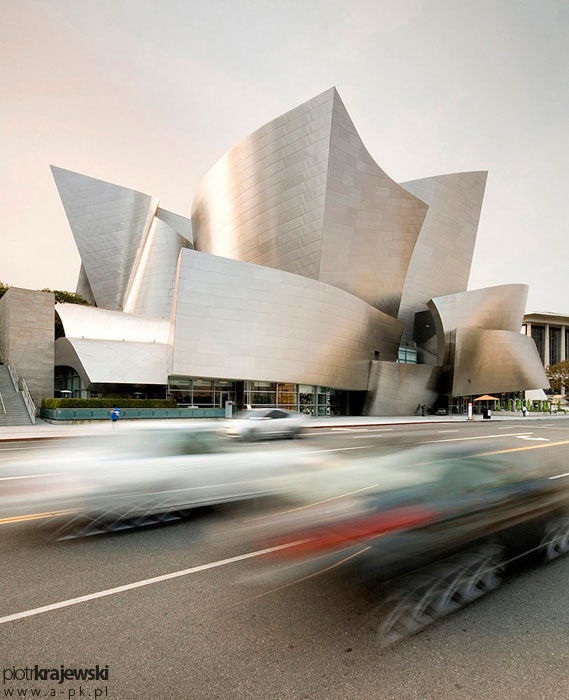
left=168, top=377, right=346, bottom=415
left=168, top=377, right=236, bottom=408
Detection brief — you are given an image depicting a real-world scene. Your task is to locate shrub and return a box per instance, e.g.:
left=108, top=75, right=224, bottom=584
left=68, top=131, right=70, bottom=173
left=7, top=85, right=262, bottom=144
left=42, top=398, right=178, bottom=409
left=508, top=399, right=513, bottom=412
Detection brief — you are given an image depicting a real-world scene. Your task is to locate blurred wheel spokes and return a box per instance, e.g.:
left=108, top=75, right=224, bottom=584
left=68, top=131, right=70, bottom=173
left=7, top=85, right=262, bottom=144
left=542, top=518, right=569, bottom=561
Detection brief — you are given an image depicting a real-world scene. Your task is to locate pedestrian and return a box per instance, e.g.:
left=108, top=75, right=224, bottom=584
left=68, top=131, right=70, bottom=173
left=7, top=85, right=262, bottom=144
left=421, top=404, right=426, bottom=417
left=110, top=405, right=121, bottom=427
left=522, top=404, right=527, bottom=418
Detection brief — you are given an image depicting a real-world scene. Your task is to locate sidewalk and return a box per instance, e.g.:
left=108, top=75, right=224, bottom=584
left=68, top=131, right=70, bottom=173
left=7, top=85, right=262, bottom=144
left=1, top=413, right=568, bottom=441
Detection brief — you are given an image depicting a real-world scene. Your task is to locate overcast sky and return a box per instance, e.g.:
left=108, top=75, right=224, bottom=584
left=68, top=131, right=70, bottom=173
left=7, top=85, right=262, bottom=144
left=2, top=0, right=568, bottom=313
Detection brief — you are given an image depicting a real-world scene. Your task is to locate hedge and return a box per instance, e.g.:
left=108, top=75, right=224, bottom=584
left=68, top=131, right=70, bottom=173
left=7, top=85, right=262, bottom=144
left=42, top=398, right=178, bottom=409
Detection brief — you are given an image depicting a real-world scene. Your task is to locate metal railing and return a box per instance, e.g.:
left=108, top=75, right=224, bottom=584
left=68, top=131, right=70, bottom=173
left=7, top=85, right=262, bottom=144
left=6, top=360, right=37, bottom=425
left=20, top=377, right=37, bottom=425
left=0, top=393, right=6, bottom=427
left=6, top=359, right=18, bottom=391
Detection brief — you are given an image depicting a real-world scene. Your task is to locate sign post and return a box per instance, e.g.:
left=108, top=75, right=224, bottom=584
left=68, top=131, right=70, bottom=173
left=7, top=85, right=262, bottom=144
left=467, top=402, right=473, bottom=421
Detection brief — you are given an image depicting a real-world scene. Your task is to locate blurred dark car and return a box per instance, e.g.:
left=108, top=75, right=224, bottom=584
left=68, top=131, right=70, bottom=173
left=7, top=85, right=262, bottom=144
left=259, top=444, right=569, bottom=643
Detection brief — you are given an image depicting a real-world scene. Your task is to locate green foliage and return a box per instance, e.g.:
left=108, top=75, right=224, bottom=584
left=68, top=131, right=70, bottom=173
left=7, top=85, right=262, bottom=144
left=516, top=398, right=521, bottom=411
left=546, top=360, right=569, bottom=394
left=0, top=281, right=9, bottom=299
left=39, top=289, right=92, bottom=306
left=496, top=400, right=501, bottom=411
left=42, top=398, right=178, bottom=409
left=508, top=398, right=513, bottom=412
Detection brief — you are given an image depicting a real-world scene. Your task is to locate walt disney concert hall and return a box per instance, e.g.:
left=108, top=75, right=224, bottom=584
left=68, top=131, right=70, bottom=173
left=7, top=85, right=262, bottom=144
left=49, top=87, right=548, bottom=415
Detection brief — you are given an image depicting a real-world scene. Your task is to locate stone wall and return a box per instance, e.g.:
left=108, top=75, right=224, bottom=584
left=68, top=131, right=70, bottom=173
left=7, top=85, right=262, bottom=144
left=0, top=288, right=54, bottom=404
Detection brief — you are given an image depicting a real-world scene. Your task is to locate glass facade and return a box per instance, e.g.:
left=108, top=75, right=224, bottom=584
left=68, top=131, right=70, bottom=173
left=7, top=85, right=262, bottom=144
left=549, top=327, right=561, bottom=366
left=398, top=346, right=418, bottom=364
left=54, top=366, right=83, bottom=398
left=168, top=377, right=236, bottom=407
left=531, top=325, right=545, bottom=362
left=169, top=377, right=345, bottom=415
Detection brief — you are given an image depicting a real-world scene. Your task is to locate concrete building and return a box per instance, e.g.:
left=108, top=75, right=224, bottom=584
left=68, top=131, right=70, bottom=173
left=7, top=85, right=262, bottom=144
left=1, top=88, right=549, bottom=418
left=523, top=312, right=569, bottom=368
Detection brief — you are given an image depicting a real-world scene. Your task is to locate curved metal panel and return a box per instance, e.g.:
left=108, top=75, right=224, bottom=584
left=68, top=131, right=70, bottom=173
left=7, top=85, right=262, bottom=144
left=397, top=172, right=487, bottom=339
left=191, top=88, right=428, bottom=317
left=155, top=208, right=193, bottom=245
left=192, top=88, right=335, bottom=280
left=170, top=249, right=403, bottom=389
left=56, top=304, right=170, bottom=344
left=430, top=284, right=529, bottom=334
left=76, top=264, right=96, bottom=306
left=55, top=337, right=168, bottom=386
left=364, top=362, right=441, bottom=416
left=51, top=166, right=157, bottom=310
left=452, top=328, right=549, bottom=396
left=123, top=218, right=192, bottom=319
left=318, top=91, right=429, bottom=317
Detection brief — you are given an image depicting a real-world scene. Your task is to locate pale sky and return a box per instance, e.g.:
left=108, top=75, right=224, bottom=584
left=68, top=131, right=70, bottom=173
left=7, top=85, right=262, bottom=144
left=2, top=0, right=568, bottom=313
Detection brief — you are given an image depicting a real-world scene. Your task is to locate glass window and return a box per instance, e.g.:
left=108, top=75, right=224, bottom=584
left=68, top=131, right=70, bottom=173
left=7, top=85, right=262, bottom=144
left=550, top=327, right=561, bottom=366
left=193, top=379, right=214, bottom=406
left=531, top=326, right=545, bottom=362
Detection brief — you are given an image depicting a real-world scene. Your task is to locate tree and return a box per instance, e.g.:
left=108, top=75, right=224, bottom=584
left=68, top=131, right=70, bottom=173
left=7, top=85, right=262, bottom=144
left=38, top=289, right=93, bottom=339
left=546, top=360, right=569, bottom=394
left=0, top=281, right=9, bottom=299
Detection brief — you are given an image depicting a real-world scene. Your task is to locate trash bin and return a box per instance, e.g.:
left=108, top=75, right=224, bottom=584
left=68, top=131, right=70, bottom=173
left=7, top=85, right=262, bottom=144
left=483, top=408, right=492, bottom=420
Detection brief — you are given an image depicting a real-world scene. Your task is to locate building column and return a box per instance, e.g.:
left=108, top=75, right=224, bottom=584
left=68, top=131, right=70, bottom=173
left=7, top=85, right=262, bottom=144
left=544, top=324, right=550, bottom=366
left=561, top=325, right=566, bottom=363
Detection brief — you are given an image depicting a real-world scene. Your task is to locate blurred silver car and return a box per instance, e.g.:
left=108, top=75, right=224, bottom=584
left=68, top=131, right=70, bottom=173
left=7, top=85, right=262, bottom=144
left=0, top=425, right=314, bottom=535
left=223, top=409, right=305, bottom=440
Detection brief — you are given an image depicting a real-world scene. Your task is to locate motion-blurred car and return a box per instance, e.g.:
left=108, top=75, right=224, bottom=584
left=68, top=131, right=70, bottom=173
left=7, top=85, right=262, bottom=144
left=255, top=443, right=569, bottom=643
left=0, top=425, right=315, bottom=536
left=222, top=409, right=305, bottom=440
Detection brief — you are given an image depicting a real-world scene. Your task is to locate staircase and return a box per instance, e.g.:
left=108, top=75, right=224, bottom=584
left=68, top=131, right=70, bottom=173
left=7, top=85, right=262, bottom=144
left=0, top=365, right=33, bottom=426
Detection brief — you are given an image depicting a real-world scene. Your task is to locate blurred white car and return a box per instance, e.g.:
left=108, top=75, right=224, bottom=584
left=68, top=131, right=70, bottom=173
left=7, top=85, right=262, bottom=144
left=0, top=426, right=314, bottom=533
left=223, top=409, right=305, bottom=440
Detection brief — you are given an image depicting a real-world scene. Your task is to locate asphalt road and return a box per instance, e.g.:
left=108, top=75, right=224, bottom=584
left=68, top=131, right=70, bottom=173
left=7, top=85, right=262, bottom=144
left=2, top=418, right=569, bottom=700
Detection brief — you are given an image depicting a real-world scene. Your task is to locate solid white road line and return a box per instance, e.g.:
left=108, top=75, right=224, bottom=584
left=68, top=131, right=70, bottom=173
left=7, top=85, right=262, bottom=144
left=437, top=430, right=459, bottom=433
left=0, top=540, right=310, bottom=625
left=244, top=483, right=380, bottom=522
left=421, top=432, right=531, bottom=444
left=515, top=436, right=549, bottom=441
left=0, top=473, right=60, bottom=480
left=296, top=446, right=371, bottom=455
left=550, top=472, right=569, bottom=480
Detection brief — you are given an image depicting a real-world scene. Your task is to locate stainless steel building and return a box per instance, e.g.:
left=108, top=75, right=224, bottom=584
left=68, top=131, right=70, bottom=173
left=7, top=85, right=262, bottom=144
left=48, top=88, right=549, bottom=415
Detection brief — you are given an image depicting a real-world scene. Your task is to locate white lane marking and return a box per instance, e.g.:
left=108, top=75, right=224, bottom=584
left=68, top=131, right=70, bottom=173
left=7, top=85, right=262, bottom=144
left=330, top=428, right=369, bottom=432
left=0, top=473, right=60, bottom=481
left=515, top=436, right=549, bottom=441
left=533, top=426, right=569, bottom=431
left=352, top=434, right=386, bottom=439
left=244, top=483, right=380, bottom=522
left=234, top=547, right=371, bottom=606
left=421, top=432, right=531, bottom=444
left=550, top=472, right=569, bottom=480
left=438, top=430, right=459, bottom=433
left=0, top=540, right=310, bottom=625
left=296, top=446, right=371, bottom=455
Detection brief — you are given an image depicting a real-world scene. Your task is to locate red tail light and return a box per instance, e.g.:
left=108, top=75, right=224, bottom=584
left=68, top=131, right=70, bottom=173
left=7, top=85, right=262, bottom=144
left=265, top=506, right=439, bottom=558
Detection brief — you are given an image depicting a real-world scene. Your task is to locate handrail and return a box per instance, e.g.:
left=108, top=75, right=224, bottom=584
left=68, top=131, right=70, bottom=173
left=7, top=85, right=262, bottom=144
left=4, top=359, right=37, bottom=425
left=0, top=393, right=6, bottom=427
left=6, top=360, right=18, bottom=392
left=19, top=377, right=37, bottom=425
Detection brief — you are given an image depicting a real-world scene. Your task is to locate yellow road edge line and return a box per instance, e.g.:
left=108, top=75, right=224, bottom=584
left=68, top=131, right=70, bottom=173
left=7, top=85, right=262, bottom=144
left=477, top=439, right=569, bottom=457
left=0, top=509, right=78, bottom=525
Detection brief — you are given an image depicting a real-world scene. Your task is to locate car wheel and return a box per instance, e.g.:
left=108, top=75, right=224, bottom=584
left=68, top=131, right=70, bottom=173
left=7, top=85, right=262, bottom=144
left=541, top=518, right=569, bottom=561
